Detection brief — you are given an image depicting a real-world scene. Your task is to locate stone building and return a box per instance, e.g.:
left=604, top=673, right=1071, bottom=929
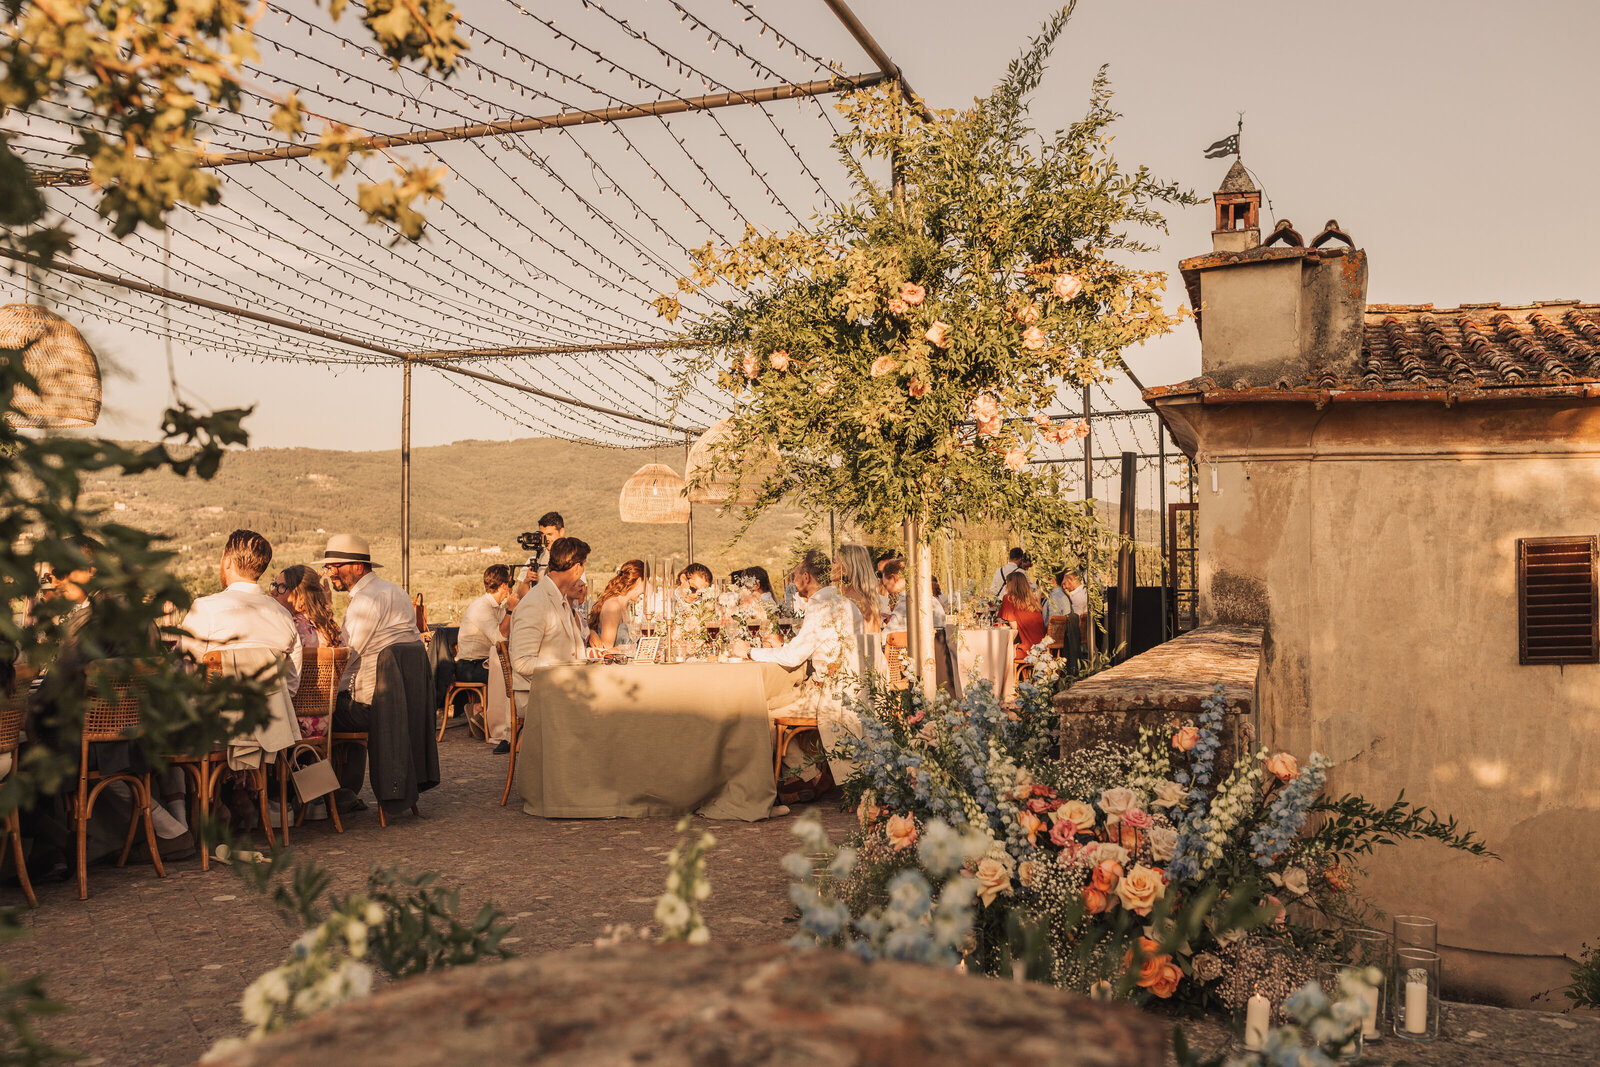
left=1136, top=161, right=1600, bottom=1002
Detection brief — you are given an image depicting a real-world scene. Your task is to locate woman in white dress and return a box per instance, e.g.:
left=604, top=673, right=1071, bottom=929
left=588, top=560, right=647, bottom=651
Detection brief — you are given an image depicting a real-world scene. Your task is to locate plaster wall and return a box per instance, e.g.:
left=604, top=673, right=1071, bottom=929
left=1167, top=397, right=1600, bottom=1004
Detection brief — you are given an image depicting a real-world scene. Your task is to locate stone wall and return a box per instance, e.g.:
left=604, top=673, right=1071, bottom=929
left=213, top=942, right=1170, bottom=1066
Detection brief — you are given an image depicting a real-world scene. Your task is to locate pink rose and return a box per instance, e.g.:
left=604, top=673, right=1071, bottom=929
left=1003, top=448, right=1026, bottom=472
left=869, top=356, right=899, bottom=377
left=908, top=377, right=930, bottom=398
left=1053, top=272, right=1083, bottom=301
left=976, top=415, right=1002, bottom=437
left=1075, top=420, right=1091, bottom=439
left=885, top=813, right=918, bottom=851
left=741, top=352, right=759, bottom=378
left=1049, top=819, right=1077, bottom=847
left=900, top=282, right=925, bottom=306
left=768, top=350, right=789, bottom=371
left=815, top=378, right=836, bottom=397
left=1172, top=725, right=1200, bottom=752
left=887, top=298, right=909, bottom=316
left=925, top=321, right=951, bottom=348
left=1121, top=808, right=1153, bottom=830
left=1021, top=326, right=1046, bottom=350
left=970, top=393, right=1001, bottom=420
left=1265, top=752, right=1300, bottom=782
left=1014, top=303, right=1040, bottom=325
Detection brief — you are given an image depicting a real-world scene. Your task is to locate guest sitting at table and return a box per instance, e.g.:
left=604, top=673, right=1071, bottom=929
left=272, top=563, right=344, bottom=741
left=882, top=559, right=947, bottom=632
left=991, top=547, right=1028, bottom=596
left=674, top=563, right=713, bottom=606
left=454, top=563, right=512, bottom=716
left=509, top=537, right=591, bottom=692
left=932, top=576, right=949, bottom=612
left=731, top=549, right=863, bottom=781
left=588, top=559, right=646, bottom=651
left=998, top=571, right=1046, bottom=661
left=834, top=544, right=880, bottom=635
left=731, top=566, right=778, bottom=609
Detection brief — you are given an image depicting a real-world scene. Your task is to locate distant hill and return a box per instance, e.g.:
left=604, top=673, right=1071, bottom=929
left=81, top=437, right=817, bottom=622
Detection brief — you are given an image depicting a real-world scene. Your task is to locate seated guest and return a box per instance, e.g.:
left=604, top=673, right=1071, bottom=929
left=834, top=544, right=880, bottom=635
left=318, top=533, right=427, bottom=810
left=456, top=564, right=512, bottom=684
left=998, top=571, right=1046, bottom=661
left=731, top=566, right=778, bottom=609
left=881, top=559, right=947, bottom=632
left=1042, top=567, right=1073, bottom=625
left=272, top=563, right=343, bottom=741
left=931, top=576, right=949, bottom=612
left=509, top=537, right=591, bottom=695
left=991, top=547, right=1028, bottom=596
left=588, top=559, right=646, bottom=650
left=674, top=563, right=713, bottom=606
left=730, top=549, right=863, bottom=780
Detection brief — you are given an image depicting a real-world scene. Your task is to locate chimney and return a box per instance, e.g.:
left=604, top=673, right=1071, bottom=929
left=1212, top=160, right=1260, bottom=252
left=1181, top=166, right=1368, bottom=389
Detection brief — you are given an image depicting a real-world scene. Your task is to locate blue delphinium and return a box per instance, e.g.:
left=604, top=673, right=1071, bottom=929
left=1249, top=752, right=1331, bottom=866
left=1166, top=685, right=1228, bottom=881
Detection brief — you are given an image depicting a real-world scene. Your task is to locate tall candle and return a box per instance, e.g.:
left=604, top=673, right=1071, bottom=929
left=1405, top=974, right=1428, bottom=1034
left=1357, top=980, right=1380, bottom=1038
left=1244, top=994, right=1270, bottom=1050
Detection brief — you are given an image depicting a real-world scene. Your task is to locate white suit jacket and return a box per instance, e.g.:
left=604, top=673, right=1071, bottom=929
left=181, top=582, right=303, bottom=696
left=508, top=576, right=585, bottom=691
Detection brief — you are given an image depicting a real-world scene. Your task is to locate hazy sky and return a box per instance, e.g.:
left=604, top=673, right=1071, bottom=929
left=10, top=0, right=1598, bottom=451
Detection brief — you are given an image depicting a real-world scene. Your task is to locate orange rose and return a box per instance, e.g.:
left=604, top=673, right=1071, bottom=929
left=1265, top=752, right=1300, bottom=782
left=1014, top=303, right=1040, bottom=325
left=1003, top=448, right=1027, bottom=472
left=1121, top=937, right=1179, bottom=996
left=768, top=350, right=789, bottom=371
left=925, top=321, right=951, bottom=348
left=869, top=356, right=899, bottom=378
left=908, top=377, right=930, bottom=398
left=887, top=298, right=909, bottom=316
left=1114, top=863, right=1167, bottom=917
left=1019, top=809, right=1045, bottom=845
left=1083, top=886, right=1110, bottom=914
left=1021, top=326, right=1046, bottom=350
left=1089, top=859, right=1123, bottom=893
left=885, top=813, right=918, bottom=851
left=900, top=282, right=925, bottom=305
left=1053, top=273, right=1083, bottom=301
left=1172, top=725, right=1200, bottom=752
left=1149, top=959, right=1183, bottom=998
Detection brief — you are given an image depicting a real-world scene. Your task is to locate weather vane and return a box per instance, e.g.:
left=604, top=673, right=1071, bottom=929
left=1204, top=113, right=1243, bottom=160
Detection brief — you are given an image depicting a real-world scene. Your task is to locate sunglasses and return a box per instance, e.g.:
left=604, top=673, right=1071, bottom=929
left=270, top=582, right=288, bottom=592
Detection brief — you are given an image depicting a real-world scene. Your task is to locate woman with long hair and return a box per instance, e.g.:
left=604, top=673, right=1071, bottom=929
left=999, top=570, right=1046, bottom=661
left=732, top=565, right=777, bottom=607
left=589, top=559, right=648, bottom=650
left=834, top=544, right=880, bottom=635
left=273, top=563, right=342, bottom=649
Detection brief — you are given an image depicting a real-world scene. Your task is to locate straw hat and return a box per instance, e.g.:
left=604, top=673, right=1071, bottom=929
left=309, top=533, right=383, bottom=568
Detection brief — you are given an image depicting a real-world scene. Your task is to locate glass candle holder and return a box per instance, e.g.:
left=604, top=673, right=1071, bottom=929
left=1343, top=927, right=1391, bottom=1041
left=1392, top=948, right=1441, bottom=1041
left=1393, top=914, right=1438, bottom=953
left=1317, top=964, right=1365, bottom=1061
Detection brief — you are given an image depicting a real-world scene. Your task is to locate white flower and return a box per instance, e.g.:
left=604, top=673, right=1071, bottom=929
left=686, top=925, right=710, bottom=945
left=655, top=893, right=691, bottom=931
left=344, top=918, right=369, bottom=960
left=364, top=902, right=385, bottom=926
left=1149, top=825, right=1179, bottom=863
left=337, top=959, right=373, bottom=1000
left=1151, top=780, right=1187, bottom=809
left=693, top=877, right=712, bottom=901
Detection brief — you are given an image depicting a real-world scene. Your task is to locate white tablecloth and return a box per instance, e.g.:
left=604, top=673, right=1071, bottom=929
left=948, top=626, right=1015, bottom=702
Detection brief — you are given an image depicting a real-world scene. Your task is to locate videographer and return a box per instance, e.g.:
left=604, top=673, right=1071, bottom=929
left=513, top=511, right=567, bottom=592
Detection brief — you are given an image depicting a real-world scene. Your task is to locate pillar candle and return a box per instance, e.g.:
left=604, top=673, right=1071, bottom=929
left=1244, top=994, right=1270, bottom=1050
left=1405, top=975, right=1428, bottom=1034
left=1357, top=980, right=1380, bottom=1038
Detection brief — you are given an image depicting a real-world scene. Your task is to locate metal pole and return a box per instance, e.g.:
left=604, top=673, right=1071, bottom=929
left=401, top=361, right=412, bottom=593
left=1082, top=384, right=1096, bottom=660
left=1158, top=426, right=1170, bottom=643
left=1115, top=451, right=1136, bottom=660
left=684, top=433, right=695, bottom=562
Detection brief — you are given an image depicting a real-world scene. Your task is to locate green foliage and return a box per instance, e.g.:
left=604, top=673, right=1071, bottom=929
left=361, top=867, right=513, bottom=978
left=663, top=4, right=1196, bottom=563
left=1533, top=941, right=1600, bottom=1012
left=0, top=910, right=76, bottom=1066
left=0, top=0, right=465, bottom=260
left=1308, top=790, right=1496, bottom=860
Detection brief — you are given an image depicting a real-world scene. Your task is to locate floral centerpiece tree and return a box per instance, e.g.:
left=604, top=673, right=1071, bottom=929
left=658, top=4, right=1194, bottom=686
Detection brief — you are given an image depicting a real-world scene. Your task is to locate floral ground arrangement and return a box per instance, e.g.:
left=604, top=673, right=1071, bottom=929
left=794, top=653, right=1491, bottom=1023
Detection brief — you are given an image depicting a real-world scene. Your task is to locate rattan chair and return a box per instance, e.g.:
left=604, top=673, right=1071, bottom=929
left=773, top=714, right=819, bottom=785
left=1046, top=614, right=1068, bottom=652
left=0, top=692, right=36, bottom=907
left=175, top=651, right=279, bottom=870
left=74, top=660, right=166, bottom=900
left=497, top=644, right=521, bottom=806
left=285, top=646, right=348, bottom=841
left=439, top=632, right=486, bottom=741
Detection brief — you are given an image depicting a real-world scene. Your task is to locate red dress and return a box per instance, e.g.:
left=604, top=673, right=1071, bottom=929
left=999, top=598, right=1046, bottom=661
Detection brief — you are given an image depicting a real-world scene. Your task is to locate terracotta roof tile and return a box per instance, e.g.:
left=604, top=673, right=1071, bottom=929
left=1358, top=302, right=1600, bottom=391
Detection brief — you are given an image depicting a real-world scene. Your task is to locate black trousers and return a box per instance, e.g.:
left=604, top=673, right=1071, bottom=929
left=453, top=658, right=488, bottom=710
left=333, top=691, right=373, bottom=794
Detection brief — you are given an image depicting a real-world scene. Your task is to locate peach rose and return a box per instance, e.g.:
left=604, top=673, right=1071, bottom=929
left=1075, top=420, right=1091, bottom=438
left=900, top=282, right=925, bottom=305
left=1172, top=725, right=1200, bottom=752
left=1265, top=752, right=1300, bottom=782
left=816, top=378, right=836, bottom=396
left=885, top=813, right=918, bottom=851
left=975, top=415, right=1002, bottom=437
left=1148, top=825, right=1178, bottom=863
left=869, top=356, right=899, bottom=377
left=1003, top=448, right=1027, bottom=472
left=1021, top=326, right=1046, bottom=350
left=1054, top=800, right=1095, bottom=831
left=925, top=321, right=951, bottom=348
left=1081, top=841, right=1131, bottom=868
left=1089, top=859, right=1123, bottom=893
left=768, top=350, right=789, bottom=371
left=1014, top=303, right=1040, bottom=325
left=1031, top=413, right=1051, bottom=427
left=974, top=857, right=1011, bottom=906
left=1098, top=787, right=1137, bottom=818
left=1083, top=886, right=1110, bottom=914
left=908, top=377, right=930, bottom=398
left=970, top=393, right=1000, bottom=420
left=741, top=352, right=759, bottom=378
left=1151, top=780, right=1187, bottom=809
left=886, top=298, right=909, bottom=316
left=1115, top=863, right=1167, bottom=916
left=1017, top=859, right=1040, bottom=889
left=1053, top=272, right=1083, bottom=301
left=1019, top=809, right=1045, bottom=845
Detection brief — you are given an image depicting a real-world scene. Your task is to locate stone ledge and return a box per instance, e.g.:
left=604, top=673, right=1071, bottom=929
left=211, top=942, right=1171, bottom=1066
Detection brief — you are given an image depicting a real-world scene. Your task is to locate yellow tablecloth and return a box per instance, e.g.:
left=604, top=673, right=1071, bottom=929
left=515, top=661, right=784, bottom=821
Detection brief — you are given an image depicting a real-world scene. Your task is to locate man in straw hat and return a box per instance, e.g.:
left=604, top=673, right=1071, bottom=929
left=312, top=533, right=432, bottom=811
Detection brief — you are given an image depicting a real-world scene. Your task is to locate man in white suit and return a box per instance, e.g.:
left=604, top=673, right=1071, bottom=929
left=508, top=536, right=591, bottom=704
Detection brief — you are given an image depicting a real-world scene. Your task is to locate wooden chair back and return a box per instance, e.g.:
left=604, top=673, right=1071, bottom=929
left=495, top=642, right=515, bottom=702
left=0, top=692, right=23, bottom=758
left=82, top=659, right=156, bottom=744
left=882, top=631, right=909, bottom=691
left=293, top=646, right=349, bottom=722
left=1047, top=614, right=1069, bottom=650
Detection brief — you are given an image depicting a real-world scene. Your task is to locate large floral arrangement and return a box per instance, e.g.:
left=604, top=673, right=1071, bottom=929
left=823, top=659, right=1490, bottom=1009
left=672, top=593, right=721, bottom=646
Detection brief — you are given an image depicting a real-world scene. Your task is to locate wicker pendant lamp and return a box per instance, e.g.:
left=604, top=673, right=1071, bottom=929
left=685, top=418, right=779, bottom=505
left=0, top=304, right=102, bottom=428
left=619, top=463, right=690, bottom=524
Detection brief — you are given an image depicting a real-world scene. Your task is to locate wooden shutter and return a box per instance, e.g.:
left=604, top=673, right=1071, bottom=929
left=1518, top=536, right=1599, bottom=665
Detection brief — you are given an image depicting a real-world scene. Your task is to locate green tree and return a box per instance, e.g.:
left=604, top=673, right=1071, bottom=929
left=661, top=4, right=1193, bottom=568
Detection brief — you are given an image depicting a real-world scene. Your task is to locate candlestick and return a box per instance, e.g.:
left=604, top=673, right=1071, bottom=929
left=1243, top=993, right=1270, bottom=1050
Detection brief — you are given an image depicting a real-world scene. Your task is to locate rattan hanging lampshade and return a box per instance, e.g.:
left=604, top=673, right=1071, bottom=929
left=0, top=304, right=102, bottom=428
left=619, top=463, right=690, bottom=524
left=685, top=418, right=780, bottom=505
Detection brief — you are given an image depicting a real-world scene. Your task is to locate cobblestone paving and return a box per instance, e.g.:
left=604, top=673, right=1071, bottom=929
left=4, top=729, right=855, bottom=1065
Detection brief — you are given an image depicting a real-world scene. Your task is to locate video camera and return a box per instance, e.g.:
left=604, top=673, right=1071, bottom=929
left=516, top=529, right=547, bottom=577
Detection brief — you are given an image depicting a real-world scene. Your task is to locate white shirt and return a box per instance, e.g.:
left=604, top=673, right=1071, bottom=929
left=884, top=592, right=946, bottom=634
left=339, top=571, right=422, bottom=702
left=181, top=581, right=303, bottom=696
left=508, top=575, right=586, bottom=690
left=456, top=592, right=506, bottom=662
left=991, top=562, right=1025, bottom=596
left=751, top=586, right=864, bottom=675
left=1067, top=584, right=1089, bottom=616
left=1044, top=586, right=1071, bottom=624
